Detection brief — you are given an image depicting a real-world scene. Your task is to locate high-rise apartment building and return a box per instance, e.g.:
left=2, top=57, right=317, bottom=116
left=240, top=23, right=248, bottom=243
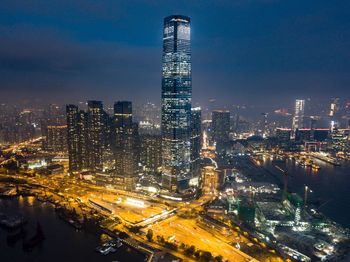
left=66, top=105, right=80, bottom=172
left=46, top=125, right=67, bottom=152
left=87, top=101, right=105, bottom=171
left=140, top=134, right=162, bottom=173
left=114, top=101, right=139, bottom=177
left=190, top=107, right=202, bottom=176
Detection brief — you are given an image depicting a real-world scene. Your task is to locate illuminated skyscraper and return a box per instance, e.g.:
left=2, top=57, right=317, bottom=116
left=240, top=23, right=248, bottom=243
left=190, top=107, right=202, bottom=176
left=161, top=15, right=192, bottom=191
left=66, top=105, right=80, bottom=172
left=46, top=125, right=67, bottom=152
left=329, top=97, right=340, bottom=117
left=260, top=113, right=268, bottom=137
left=140, top=134, right=162, bottom=173
left=114, top=101, right=139, bottom=177
left=87, top=101, right=105, bottom=171
left=66, top=105, right=88, bottom=171
left=292, top=99, right=305, bottom=136
left=212, top=110, right=230, bottom=154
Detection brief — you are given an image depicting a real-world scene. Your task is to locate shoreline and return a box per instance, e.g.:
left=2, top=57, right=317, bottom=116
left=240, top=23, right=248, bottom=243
left=0, top=190, right=152, bottom=261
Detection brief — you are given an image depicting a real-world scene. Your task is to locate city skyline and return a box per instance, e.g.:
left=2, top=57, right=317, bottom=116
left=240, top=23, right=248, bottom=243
left=1, top=1, right=350, bottom=107
left=1, top=3, right=350, bottom=262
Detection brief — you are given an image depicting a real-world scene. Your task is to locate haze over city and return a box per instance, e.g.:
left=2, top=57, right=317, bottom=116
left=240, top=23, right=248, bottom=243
left=1, top=0, right=350, bottom=108
left=0, top=1, right=350, bottom=262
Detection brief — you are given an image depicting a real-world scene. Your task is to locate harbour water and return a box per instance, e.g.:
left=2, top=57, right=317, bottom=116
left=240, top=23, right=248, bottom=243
left=0, top=196, right=145, bottom=262
left=262, top=158, right=350, bottom=228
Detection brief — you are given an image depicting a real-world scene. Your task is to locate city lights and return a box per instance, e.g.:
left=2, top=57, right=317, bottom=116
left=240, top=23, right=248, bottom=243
left=0, top=4, right=349, bottom=262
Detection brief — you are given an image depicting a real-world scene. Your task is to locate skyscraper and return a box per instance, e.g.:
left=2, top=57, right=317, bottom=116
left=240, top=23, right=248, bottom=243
left=260, top=113, right=268, bottom=137
left=140, top=134, right=162, bottom=173
left=292, top=99, right=305, bottom=137
left=114, top=101, right=139, bottom=177
left=212, top=110, right=230, bottom=154
left=46, top=125, right=67, bottom=153
left=77, top=110, right=89, bottom=169
left=161, top=15, right=192, bottom=191
left=66, top=105, right=80, bottom=172
left=87, top=101, right=105, bottom=171
left=329, top=97, right=340, bottom=117
left=190, top=107, right=202, bottom=176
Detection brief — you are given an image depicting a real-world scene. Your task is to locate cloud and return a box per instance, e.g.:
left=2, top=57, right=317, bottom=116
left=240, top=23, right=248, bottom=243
left=0, top=24, right=161, bottom=103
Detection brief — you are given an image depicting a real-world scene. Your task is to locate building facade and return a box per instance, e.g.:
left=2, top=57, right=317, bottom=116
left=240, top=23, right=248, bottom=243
left=292, top=99, right=305, bottom=136
left=66, top=105, right=80, bottom=172
left=212, top=110, right=230, bottom=154
left=140, top=134, right=162, bottom=173
left=87, top=101, right=105, bottom=171
left=114, top=101, right=139, bottom=177
left=161, top=15, right=192, bottom=191
left=46, top=125, right=67, bottom=152
left=190, top=107, right=202, bottom=176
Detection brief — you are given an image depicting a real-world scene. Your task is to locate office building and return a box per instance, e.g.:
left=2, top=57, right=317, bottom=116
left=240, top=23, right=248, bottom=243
left=161, top=15, right=192, bottom=191
left=212, top=110, right=230, bottom=154
left=292, top=99, right=305, bottom=136
left=329, top=97, right=340, bottom=117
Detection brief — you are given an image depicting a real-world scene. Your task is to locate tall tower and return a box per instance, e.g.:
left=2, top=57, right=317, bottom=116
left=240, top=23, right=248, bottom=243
left=191, top=107, right=202, bottom=177
left=292, top=99, right=305, bottom=137
left=114, top=101, right=139, bottom=177
left=212, top=110, right=230, bottom=154
left=161, top=15, right=192, bottom=191
left=66, top=105, right=88, bottom=172
left=87, top=101, right=105, bottom=171
left=66, top=105, right=80, bottom=172
left=329, top=97, right=340, bottom=117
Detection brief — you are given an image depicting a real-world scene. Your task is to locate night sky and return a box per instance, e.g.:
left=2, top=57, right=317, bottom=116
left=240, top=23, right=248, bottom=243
left=0, top=0, right=349, bottom=108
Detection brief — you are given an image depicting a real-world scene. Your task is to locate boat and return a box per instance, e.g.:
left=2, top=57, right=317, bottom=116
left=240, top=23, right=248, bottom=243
left=311, top=164, right=320, bottom=170
left=96, top=239, right=122, bottom=255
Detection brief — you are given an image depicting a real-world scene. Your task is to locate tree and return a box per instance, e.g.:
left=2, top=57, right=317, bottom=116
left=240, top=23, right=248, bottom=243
left=146, top=229, right=153, bottom=242
left=157, top=235, right=165, bottom=243
left=200, top=251, right=213, bottom=262
left=215, top=255, right=223, bottom=262
left=194, top=250, right=201, bottom=259
left=185, top=245, right=196, bottom=256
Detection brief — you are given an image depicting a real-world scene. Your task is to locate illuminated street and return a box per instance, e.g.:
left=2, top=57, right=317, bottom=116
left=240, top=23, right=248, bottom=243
left=1, top=2, right=350, bottom=262
left=150, top=216, right=257, bottom=262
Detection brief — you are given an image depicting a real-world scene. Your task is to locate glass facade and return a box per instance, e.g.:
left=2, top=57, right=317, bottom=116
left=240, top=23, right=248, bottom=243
left=292, top=99, right=305, bottom=136
left=161, top=15, right=192, bottom=191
